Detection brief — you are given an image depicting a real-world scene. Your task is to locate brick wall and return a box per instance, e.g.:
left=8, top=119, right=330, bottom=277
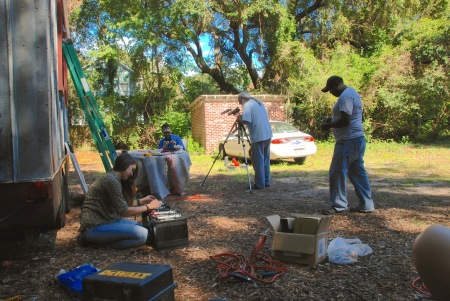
left=190, top=95, right=286, bottom=154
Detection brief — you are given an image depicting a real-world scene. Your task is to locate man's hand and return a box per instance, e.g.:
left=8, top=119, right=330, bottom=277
left=321, top=117, right=332, bottom=130
left=163, top=140, right=176, bottom=148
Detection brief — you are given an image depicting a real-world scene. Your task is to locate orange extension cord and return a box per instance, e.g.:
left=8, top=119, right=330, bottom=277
left=210, top=232, right=287, bottom=284
left=412, top=277, right=432, bottom=298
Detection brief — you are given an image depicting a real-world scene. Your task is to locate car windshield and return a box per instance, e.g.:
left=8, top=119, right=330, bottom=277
left=270, top=122, right=299, bottom=133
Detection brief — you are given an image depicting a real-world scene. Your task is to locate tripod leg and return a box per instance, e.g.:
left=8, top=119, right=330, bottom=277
left=201, top=149, right=222, bottom=186
left=201, top=121, right=238, bottom=186
left=241, top=143, right=253, bottom=193
left=237, top=123, right=253, bottom=193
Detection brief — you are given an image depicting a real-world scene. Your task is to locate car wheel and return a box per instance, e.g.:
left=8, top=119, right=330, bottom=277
left=294, top=157, right=306, bottom=165
left=219, top=143, right=227, bottom=159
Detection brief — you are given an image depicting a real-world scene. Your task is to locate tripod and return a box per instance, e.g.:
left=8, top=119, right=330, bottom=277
left=201, top=117, right=253, bottom=193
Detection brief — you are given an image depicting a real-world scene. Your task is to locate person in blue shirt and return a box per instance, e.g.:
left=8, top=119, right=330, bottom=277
left=158, top=123, right=185, bottom=151
left=237, top=92, right=273, bottom=190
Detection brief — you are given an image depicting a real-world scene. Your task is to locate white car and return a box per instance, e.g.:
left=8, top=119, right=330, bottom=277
left=218, top=121, right=317, bottom=164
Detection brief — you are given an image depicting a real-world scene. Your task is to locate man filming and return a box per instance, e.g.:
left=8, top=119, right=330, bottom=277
left=158, top=123, right=185, bottom=151
left=237, top=92, right=273, bottom=190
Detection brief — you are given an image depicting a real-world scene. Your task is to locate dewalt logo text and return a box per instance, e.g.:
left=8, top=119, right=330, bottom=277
left=98, top=269, right=152, bottom=279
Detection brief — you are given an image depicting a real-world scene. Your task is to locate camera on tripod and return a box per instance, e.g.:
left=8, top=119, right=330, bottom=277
left=202, top=106, right=252, bottom=192
left=221, top=107, right=240, bottom=116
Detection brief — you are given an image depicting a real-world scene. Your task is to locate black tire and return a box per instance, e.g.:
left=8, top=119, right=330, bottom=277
left=219, top=143, right=227, bottom=159
left=294, top=157, right=306, bottom=165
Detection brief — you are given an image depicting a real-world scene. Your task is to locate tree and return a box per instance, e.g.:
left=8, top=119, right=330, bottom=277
left=68, top=0, right=449, bottom=145
left=71, top=0, right=333, bottom=93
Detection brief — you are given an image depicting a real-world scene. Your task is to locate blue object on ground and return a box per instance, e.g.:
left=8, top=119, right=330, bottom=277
left=57, top=264, right=100, bottom=297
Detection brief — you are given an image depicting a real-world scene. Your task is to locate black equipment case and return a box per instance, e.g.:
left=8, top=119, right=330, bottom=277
left=143, top=212, right=189, bottom=251
left=82, top=262, right=176, bottom=301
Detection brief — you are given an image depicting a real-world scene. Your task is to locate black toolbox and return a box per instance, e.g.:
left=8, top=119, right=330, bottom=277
left=143, top=212, right=189, bottom=251
left=82, top=262, right=176, bottom=301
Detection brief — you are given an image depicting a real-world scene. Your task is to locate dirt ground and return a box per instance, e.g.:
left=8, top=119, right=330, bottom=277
left=1, top=151, right=449, bottom=301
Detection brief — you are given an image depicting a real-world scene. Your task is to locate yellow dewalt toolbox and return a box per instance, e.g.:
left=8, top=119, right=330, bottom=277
left=82, top=262, right=176, bottom=301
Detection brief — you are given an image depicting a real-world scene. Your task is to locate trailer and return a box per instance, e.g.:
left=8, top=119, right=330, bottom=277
left=0, top=0, right=70, bottom=236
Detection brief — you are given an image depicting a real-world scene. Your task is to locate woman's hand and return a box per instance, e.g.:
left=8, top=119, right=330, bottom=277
left=139, top=195, right=158, bottom=205
left=146, top=199, right=163, bottom=210
left=123, top=196, right=162, bottom=217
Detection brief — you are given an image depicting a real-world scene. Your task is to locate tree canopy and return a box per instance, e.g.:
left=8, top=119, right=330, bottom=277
left=69, top=0, right=449, bottom=147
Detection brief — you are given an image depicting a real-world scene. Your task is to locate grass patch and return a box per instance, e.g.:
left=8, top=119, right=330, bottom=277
left=77, top=141, right=450, bottom=184
left=189, top=141, right=450, bottom=184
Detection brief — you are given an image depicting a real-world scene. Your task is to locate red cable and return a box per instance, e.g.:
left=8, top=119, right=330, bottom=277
left=210, top=233, right=287, bottom=284
left=412, top=277, right=432, bottom=297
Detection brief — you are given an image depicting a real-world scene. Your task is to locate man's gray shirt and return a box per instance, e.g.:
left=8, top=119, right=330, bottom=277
left=332, top=87, right=365, bottom=141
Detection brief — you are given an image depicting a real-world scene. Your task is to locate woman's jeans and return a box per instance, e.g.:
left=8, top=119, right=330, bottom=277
left=329, top=136, right=374, bottom=211
left=83, top=219, right=148, bottom=249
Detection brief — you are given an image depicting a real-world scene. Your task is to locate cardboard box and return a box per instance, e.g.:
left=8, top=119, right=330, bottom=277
left=267, top=214, right=333, bottom=265
left=280, top=218, right=295, bottom=233
left=293, top=216, right=321, bottom=234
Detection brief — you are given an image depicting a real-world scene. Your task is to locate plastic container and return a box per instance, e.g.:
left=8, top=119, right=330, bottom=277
left=57, top=264, right=100, bottom=297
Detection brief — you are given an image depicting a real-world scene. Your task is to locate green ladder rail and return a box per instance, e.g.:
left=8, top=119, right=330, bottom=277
left=62, top=38, right=117, bottom=172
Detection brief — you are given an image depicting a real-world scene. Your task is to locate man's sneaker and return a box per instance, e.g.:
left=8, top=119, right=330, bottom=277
left=322, top=207, right=347, bottom=215
left=245, top=184, right=262, bottom=190
left=349, top=207, right=374, bottom=213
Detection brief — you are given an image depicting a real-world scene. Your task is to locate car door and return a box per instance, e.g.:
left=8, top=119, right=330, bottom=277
left=224, top=132, right=247, bottom=158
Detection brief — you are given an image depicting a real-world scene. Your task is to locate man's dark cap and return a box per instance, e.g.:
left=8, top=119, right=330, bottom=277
left=321, top=76, right=343, bottom=92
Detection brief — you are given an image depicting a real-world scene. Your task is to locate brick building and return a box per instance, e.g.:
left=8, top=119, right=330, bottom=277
left=189, top=95, right=286, bottom=154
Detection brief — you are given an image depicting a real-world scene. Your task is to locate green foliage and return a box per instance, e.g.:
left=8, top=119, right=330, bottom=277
left=98, top=94, right=142, bottom=149
left=401, top=136, right=411, bottom=144
left=181, top=74, right=221, bottom=102
left=285, top=42, right=377, bottom=140
left=405, top=18, right=450, bottom=65
left=151, top=111, right=191, bottom=143
left=279, top=41, right=326, bottom=137
left=67, top=0, right=450, bottom=148
left=153, top=111, right=190, bottom=136
left=364, top=14, right=450, bottom=142
left=366, top=45, right=415, bottom=140
left=185, top=135, right=205, bottom=154
left=404, top=65, right=450, bottom=141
